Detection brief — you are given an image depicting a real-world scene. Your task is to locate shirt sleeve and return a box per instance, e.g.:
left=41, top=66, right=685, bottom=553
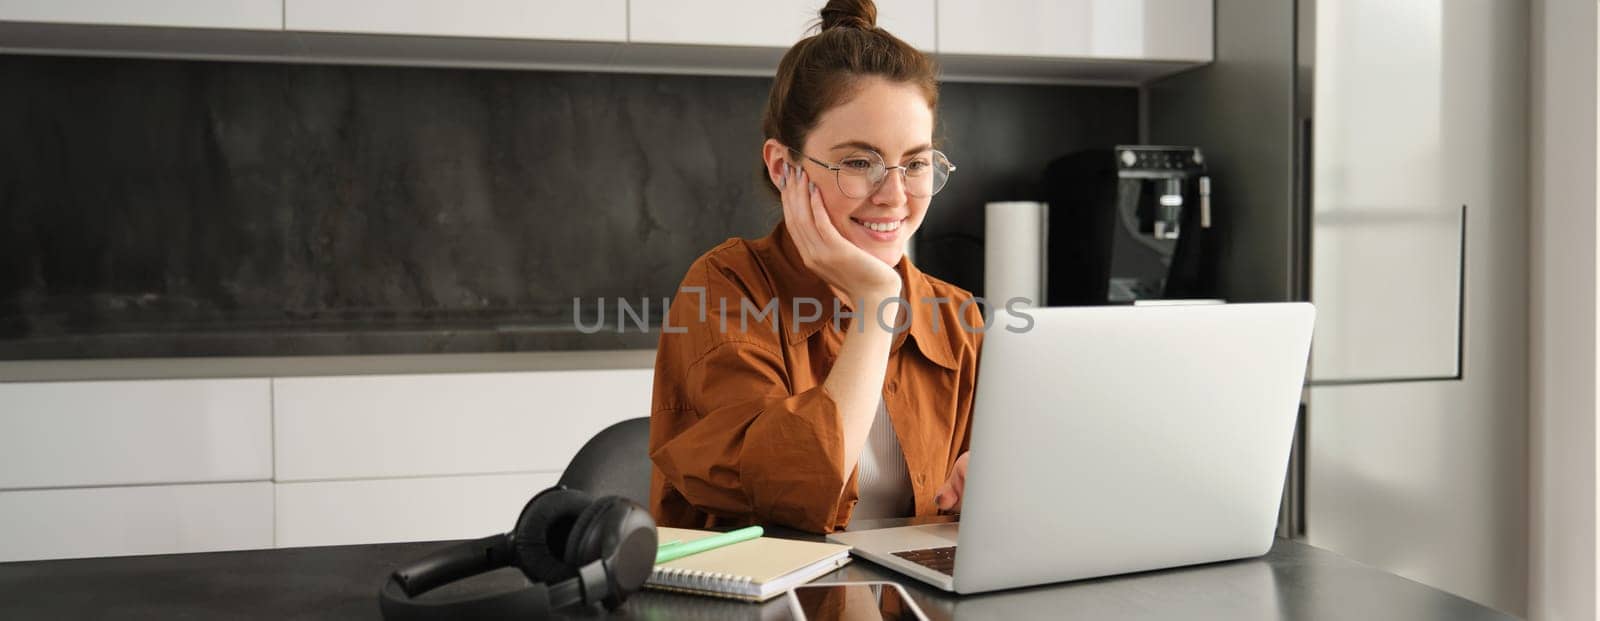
left=648, top=259, right=852, bottom=533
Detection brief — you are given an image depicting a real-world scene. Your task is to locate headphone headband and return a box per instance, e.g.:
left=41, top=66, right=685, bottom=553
left=389, top=534, right=510, bottom=597
left=379, top=574, right=579, bottom=621
left=377, top=488, right=655, bottom=619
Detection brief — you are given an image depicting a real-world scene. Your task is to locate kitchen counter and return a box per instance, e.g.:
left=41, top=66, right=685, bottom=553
left=0, top=534, right=1515, bottom=620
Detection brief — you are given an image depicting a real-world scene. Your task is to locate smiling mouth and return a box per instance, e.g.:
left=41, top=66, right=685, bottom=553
left=851, top=217, right=905, bottom=233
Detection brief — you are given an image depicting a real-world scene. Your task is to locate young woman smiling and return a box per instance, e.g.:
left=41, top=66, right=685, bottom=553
left=648, top=0, right=981, bottom=534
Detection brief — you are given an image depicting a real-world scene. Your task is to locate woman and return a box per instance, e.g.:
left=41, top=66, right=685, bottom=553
left=648, top=0, right=982, bottom=534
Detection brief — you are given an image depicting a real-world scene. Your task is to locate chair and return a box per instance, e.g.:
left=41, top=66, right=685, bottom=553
left=557, top=417, right=652, bottom=506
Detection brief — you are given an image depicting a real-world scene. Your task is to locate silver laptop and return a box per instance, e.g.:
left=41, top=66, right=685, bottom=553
left=826, top=302, right=1315, bottom=594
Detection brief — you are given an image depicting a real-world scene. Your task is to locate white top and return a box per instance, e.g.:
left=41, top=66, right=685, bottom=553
left=849, top=398, right=915, bottom=525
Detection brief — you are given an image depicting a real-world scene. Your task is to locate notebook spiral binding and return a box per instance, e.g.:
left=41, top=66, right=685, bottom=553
left=649, top=566, right=758, bottom=599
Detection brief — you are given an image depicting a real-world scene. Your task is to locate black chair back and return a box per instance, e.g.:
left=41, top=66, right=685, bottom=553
left=557, top=417, right=652, bottom=506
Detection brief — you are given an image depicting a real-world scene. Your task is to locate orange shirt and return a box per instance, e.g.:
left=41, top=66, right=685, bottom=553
left=648, top=221, right=984, bottom=533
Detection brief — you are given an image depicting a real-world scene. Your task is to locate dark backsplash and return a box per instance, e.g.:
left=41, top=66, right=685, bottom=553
left=0, top=55, right=1135, bottom=359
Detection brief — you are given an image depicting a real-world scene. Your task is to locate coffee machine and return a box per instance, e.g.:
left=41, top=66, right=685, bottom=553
left=1041, top=145, right=1217, bottom=305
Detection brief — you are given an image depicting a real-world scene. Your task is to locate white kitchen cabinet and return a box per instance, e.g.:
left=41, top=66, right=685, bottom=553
left=0, top=379, right=273, bottom=490
left=863, top=0, right=936, bottom=51
left=629, top=0, right=934, bottom=52
left=274, top=472, right=559, bottom=547
left=0, top=482, right=274, bottom=562
left=272, top=369, right=652, bottom=481
left=0, top=0, right=282, bottom=30
left=1309, top=0, right=1465, bottom=383
left=937, top=0, right=1211, bottom=61
left=0, top=0, right=1205, bottom=82
left=285, top=0, right=626, bottom=42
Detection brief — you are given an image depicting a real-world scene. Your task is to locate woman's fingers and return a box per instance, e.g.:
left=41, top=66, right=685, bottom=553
left=779, top=163, right=800, bottom=232
left=783, top=165, right=821, bottom=259
left=935, top=453, right=970, bottom=511
left=935, top=477, right=957, bottom=510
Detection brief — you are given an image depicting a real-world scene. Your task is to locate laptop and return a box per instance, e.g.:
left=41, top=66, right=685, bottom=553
left=825, top=302, right=1315, bottom=594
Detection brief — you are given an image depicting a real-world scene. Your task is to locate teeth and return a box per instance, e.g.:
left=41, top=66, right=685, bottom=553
left=857, top=218, right=902, bottom=233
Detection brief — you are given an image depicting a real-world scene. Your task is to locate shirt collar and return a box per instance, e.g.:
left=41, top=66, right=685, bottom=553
left=756, top=220, right=962, bottom=371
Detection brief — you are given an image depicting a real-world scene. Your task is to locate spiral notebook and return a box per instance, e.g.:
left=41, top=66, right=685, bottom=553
left=647, top=527, right=852, bottom=602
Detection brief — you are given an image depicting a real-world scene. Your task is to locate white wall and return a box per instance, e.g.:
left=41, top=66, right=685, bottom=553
left=1527, top=1, right=1600, bottom=619
left=0, top=368, right=654, bottom=562
left=1305, top=0, right=1529, bottom=615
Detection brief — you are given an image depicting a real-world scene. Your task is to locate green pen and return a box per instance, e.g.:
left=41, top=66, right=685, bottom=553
left=654, top=526, right=764, bottom=564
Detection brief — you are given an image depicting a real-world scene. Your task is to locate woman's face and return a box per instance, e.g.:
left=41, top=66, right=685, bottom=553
left=795, top=77, right=935, bottom=267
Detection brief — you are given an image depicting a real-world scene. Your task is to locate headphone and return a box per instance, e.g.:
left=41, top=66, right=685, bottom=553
left=378, top=485, right=658, bottom=620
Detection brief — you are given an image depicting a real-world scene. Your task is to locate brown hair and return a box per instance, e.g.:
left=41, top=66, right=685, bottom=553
left=760, top=0, right=939, bottom=199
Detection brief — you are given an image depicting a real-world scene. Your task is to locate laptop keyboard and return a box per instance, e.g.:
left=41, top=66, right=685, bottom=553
left=891, top=546, right=957, bottom=576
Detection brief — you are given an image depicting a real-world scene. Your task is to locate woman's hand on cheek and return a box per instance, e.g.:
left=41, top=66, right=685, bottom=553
left=780, top=163, right=902, bottom=304
left=934, top=452, right=969, bottom=513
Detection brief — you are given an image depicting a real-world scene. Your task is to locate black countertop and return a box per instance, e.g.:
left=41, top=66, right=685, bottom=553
left=0, top=531, right=1515, bottom=620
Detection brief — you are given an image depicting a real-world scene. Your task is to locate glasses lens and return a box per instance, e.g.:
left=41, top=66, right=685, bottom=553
left=834, top=151, right=884, bottom=198
left=904, top=150, right=953, bottom=197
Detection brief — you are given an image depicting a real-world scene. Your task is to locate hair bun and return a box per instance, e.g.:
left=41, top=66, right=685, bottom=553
left=820, top=0, right=878, bottom=31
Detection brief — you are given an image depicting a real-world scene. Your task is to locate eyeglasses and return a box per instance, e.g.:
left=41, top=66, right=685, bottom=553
left=788, top=146, right=956, bottom=199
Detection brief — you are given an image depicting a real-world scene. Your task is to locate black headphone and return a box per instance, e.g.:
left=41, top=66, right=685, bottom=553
left=378, top=486, right=658, bottom=620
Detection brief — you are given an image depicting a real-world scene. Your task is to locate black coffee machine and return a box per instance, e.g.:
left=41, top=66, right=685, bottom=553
left=1041, top=145, right=1218, bottom=305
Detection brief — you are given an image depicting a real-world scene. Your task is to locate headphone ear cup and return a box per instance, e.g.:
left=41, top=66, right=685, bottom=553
left=564, top=496, right=658, bottom=611
left=563, top=496, right=625, bottom=567
left=603, top=501, right=660, bottom=607
left=511, top=488, right=595, bottom=584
